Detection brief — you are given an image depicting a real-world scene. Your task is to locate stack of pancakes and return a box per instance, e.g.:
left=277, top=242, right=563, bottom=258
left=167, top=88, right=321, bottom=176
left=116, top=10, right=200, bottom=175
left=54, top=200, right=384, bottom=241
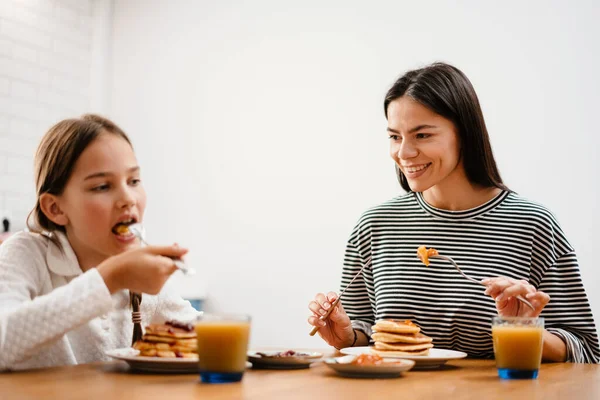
left=133, top=321, right=198, bottom=359
left=370, top=320, right=433, bottom=357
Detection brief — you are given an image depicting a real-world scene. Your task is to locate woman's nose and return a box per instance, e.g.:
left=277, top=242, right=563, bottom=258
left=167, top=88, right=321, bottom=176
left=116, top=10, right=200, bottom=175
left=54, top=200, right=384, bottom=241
left=398, top=139, right=418, bottom=159
left=116, top=186, right=136, bottom=208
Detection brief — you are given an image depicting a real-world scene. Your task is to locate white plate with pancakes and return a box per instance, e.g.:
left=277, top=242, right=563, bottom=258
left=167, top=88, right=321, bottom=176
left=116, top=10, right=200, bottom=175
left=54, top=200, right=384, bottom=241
left=324, top=355, right=415, bottom=379
left=340, top=347, right=467, bottom=369
left=340, top=319, right=467, bottom=369
left=106, top=348, right=199, bottom=374
left=247, top=350, right=323, bottom=369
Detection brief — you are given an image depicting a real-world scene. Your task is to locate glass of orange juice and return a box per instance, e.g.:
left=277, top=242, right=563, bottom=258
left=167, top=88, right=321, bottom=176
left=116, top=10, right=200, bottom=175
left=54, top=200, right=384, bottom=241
left=195, top=313, right=251, bottom=383
left=492, top=316, right=544, bottom=379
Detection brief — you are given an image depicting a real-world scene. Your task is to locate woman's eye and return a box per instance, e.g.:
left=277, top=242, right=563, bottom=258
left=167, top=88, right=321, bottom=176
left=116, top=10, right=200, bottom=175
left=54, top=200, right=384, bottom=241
left=130, top=178, right=141, bottom=186
left=389, top=135, right=401, bottom=141
left=416, top=133, right=430, bottom=139
left=91, top=184, right=109, bottom=192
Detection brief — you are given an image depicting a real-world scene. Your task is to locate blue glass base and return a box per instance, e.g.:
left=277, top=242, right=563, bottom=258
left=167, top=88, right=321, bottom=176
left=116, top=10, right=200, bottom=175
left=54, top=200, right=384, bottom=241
left=498, top=368, right=539, bottom=379
left=199, top=371, right=244, bottom=383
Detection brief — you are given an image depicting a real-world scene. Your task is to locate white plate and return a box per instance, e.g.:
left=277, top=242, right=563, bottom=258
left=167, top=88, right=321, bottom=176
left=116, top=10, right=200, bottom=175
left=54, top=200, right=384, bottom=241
left=106, top=348, right=198, bottom=374
left=339, top=347, right=467, bottom=369
left=247, top=350, right=323, bottom=369
left=324, top=355, right=415, bottom=378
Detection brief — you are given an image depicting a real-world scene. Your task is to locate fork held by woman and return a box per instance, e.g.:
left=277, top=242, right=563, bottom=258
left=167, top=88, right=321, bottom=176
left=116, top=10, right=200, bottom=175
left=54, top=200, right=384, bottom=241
left=419, top=249, right=535, bottom=311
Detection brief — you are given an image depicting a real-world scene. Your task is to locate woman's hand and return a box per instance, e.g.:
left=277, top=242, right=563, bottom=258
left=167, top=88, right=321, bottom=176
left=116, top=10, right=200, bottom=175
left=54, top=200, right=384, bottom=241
left=308, top=292, right=354, bottom=348
left=98, top=244, right=188, bottom=295
left=482, top=277, right=550, bottom=317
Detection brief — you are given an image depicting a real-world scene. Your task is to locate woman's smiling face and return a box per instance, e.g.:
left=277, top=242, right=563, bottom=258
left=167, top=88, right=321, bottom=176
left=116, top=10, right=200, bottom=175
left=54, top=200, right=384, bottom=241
left=387, top=96, right=465, bottom=193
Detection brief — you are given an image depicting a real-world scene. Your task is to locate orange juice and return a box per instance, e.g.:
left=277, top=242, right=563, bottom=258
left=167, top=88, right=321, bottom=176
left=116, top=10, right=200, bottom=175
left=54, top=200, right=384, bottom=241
left=492, top=326, right=543, bottom=370
left=195, top=321, right=251, bottom=373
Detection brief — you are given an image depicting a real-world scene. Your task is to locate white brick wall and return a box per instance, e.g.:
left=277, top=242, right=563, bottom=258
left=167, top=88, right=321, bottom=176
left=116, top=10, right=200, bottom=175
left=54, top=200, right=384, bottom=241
left=0, top=0, right=94, bottom=231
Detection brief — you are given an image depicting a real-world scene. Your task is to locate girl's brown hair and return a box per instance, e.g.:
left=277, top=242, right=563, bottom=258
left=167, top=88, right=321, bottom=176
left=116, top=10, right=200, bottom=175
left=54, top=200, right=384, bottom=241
left=28, top=114, right=131, bottom=234
left=28, top=114, right=143, bottom=343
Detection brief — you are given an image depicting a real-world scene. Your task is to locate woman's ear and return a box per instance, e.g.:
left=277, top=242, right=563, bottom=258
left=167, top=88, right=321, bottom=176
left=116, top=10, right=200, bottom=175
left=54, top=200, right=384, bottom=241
left=39, top=193, right=69, bottom=226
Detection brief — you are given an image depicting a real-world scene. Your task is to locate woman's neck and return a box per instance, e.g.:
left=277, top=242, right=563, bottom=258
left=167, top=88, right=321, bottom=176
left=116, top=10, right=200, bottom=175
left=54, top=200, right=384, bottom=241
left=422, top=170, right=502, bottom=211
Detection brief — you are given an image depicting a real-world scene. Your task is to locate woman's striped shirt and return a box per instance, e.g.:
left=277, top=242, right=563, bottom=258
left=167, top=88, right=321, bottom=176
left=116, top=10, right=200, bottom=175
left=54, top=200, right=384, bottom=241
left=340, top=190, right=599, bottom=363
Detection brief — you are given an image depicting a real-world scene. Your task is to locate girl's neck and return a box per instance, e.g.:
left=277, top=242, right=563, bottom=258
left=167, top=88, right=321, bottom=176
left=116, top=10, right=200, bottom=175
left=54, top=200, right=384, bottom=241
left=64, top=231, right=107, bottom=272
left=421, top=169, right=502, bottom=211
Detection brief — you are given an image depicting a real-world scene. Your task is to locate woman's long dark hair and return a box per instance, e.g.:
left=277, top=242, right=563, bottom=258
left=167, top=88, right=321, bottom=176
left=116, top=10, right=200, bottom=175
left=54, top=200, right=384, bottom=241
left=384, top=62, right=507, bottom=192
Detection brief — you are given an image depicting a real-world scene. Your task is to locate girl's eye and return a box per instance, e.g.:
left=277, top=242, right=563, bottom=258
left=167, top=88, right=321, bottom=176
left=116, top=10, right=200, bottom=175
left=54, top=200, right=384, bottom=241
left=130, top=178, right=141, bottom=186
left=389, top=135, right=401, bottom=141
left=416, top=133, right=430, bottom=139
left=91, top=184, right=109, bottom=192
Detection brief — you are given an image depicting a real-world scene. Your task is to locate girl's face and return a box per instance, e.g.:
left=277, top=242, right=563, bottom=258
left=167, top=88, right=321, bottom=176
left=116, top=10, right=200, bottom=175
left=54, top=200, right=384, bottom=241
left=56, top=133, right=146, bottom=267
left=387, top=96, right=466, bottom=193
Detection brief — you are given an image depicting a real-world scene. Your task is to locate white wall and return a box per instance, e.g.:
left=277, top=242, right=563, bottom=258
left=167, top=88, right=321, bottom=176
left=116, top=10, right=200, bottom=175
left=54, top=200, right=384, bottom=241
left=0, top=0, right=96, bottom=231
left=110, top=0, right=600, bottom=348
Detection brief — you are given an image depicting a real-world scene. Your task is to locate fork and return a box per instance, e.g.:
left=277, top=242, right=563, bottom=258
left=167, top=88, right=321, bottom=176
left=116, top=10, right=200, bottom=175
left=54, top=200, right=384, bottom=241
left=127, top=223, right=196, bottom=276
left=309, top=256, right=372, bottom=336
left=429, top=254, right=535, bottom=311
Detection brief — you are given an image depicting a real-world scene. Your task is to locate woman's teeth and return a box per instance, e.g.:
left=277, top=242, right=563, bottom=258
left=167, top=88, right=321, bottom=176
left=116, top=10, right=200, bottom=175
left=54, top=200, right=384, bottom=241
left=406, top=164, right=430, bottom=173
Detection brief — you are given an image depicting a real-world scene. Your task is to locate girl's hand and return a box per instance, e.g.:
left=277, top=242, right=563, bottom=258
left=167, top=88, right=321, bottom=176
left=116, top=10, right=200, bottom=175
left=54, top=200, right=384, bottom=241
left=308, top=292, right=354, bottom=348
left=482, top=277, right=550, bottom=317
left=98, top=244, right=188, bottom=295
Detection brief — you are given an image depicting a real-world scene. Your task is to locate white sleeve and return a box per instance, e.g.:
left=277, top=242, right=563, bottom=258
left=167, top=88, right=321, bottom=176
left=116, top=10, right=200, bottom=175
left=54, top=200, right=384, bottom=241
left=0, top=236, right=114, bottom=370
left=150, top=279, right=201, bottom=324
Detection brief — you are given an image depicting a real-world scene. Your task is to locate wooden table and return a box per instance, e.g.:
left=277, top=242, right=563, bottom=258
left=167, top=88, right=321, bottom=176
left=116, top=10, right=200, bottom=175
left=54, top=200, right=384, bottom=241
left=1, top=358, right=598, bottom=400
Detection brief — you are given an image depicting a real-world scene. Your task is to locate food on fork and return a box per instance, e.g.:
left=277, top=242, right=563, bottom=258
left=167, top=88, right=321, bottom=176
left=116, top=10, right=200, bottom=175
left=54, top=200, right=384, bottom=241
left=417, top=246, right=438, bottom=266
left=115, top=224, right=130, bottom=235
left=133, top=320, right=198, bottom=359
left=370, top=320, right=433, bottom=357
left=112, top=218, right=137, bottom=236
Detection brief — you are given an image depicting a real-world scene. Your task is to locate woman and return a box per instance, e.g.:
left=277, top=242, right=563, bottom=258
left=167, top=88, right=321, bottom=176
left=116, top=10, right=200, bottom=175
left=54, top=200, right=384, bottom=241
left=308, top=63, right=599, bottom=363
left=0, top=115, right=198, bottom=371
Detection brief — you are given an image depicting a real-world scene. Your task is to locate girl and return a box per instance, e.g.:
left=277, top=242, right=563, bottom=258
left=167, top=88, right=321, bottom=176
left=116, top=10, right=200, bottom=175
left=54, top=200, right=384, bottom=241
left=0, top=114, right=198, bottom=371
left=308, top=63, right=600, bottom=363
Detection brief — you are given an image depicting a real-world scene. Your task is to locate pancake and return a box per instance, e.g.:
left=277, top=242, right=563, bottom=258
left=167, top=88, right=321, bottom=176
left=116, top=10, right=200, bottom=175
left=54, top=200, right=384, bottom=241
left=133, top=341, right=197, bottom=353
left=141, top=335, right=197, bottom=345
left=139, top=349, right=198, bottom=359
left=139, top=350, right=180, bottom=358
left=372, top=319, right=421, bottom=334
left=144, top=324, right=196, bottom=339
left=370, top=319, right=433, bottom=356
left=133, top=320, right=198, bottom=359
left=371, top=332, right=433, bottom=344
left=371, top=348, right=431, bottom=357
left=138, top=348, right=158, bottom=357
left=134, top=341, right=170, bottom=351
left=374, top=341, right=434, bottom=352
left=167, top=343, right=197, bottom=353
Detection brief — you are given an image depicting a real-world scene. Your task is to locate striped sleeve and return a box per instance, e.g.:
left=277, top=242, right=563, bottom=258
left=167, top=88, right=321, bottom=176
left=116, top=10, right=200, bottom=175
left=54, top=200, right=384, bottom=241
left=538, top=251, right=600, bottom=363
left=340, top=218, right=375, bottom=337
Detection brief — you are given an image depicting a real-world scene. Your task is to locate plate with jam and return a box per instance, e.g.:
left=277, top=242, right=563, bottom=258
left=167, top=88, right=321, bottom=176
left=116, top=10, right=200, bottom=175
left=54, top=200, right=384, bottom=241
left=323, top=354, right=415, bottom=378
left=247, top=349, right=323, bottom=369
